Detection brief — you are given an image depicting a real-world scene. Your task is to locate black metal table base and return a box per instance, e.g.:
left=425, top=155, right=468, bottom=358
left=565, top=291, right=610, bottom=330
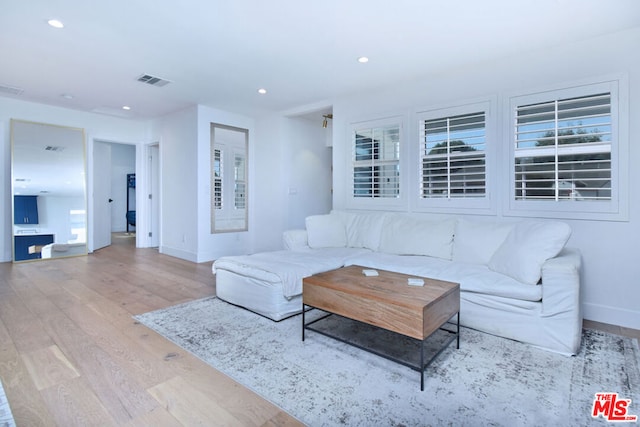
left=302, top=306, right=460, bottom=391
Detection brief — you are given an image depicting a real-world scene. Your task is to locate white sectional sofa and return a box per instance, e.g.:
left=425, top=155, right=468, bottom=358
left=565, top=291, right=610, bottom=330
left=213, top=211, right=582, bottom=355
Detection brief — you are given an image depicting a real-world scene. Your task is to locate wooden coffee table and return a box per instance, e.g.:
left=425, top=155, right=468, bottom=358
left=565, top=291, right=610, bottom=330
left=302, top=265, right=460, bottom=390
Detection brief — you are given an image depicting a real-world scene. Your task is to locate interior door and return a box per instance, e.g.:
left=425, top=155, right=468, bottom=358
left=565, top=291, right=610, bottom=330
left=93, top=140, right=112, bottom=250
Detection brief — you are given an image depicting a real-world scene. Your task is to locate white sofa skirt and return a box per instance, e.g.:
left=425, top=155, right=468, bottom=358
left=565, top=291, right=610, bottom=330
left=215, top=269, right=302, bottom=321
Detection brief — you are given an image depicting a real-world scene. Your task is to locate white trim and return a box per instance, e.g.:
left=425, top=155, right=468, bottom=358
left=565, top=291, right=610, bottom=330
left=583, top=302, right=640, bottom=330
left=503, top=75, right=629, bottom=222
left=412, top=98, right=497, bottom=215
left=345, top=115, right=408, bottom=211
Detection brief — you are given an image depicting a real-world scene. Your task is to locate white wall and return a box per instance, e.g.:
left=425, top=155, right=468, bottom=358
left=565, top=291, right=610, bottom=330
left=150, top=105, right=334, bottom=262
left=0, top=97, right=149, bottom=262
left=195, top=105, right=255, bottom=262
left=249, top=113, right=288, bottom=253
left=150, top=106, right=198, bottom=261
left=331, top=27, right=640, bottom=329
left=284, top=116, right=333, bottom=229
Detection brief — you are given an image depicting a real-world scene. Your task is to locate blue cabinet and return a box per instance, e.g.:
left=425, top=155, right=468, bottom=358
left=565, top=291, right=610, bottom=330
left=14, top=234, right=54, bottom=261
left=14, top=195, right=39, bottom=224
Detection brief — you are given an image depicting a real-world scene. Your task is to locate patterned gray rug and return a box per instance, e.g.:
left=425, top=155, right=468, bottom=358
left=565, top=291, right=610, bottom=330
left=134, top=297, right=640, bottom=427
left=0, top=380, right=16, bottom=427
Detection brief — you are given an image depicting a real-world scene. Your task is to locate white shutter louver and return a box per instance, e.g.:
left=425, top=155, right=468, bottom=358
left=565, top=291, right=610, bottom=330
left=213, top=148, right=223, bottom=209
left=420, top=112, right=486, bottom=199
left=514, top=93, right=612, bottom=201
left=353, top=124, right=400, bottom=198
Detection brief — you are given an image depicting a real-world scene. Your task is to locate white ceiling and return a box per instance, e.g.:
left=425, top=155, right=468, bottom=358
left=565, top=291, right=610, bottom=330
left=1, top=0, right=639, bottom=120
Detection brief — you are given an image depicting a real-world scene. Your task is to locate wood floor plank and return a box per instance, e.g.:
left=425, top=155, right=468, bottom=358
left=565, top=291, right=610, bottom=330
left=0, top=290, right=55, bottom=353
left=122, top=405, right=183, bottom=427
left=21, top=344, right=80, bottom=391
left=38, top=310, right=161, bottom=425
left=147, top=375, right=240, bottom=426
left=62, top=301, right=176, bottom=389
left=0, top=317, right=55, bottom=427
left=39, top=376, right=119, bottom=426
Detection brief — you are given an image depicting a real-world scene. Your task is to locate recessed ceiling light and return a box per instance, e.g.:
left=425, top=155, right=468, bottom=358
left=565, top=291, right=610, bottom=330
left=357, top=56, right=369, bottom=63
left=257, top=88, right=267, bottom=95
left=122, top=105, right=131, bottom=110
left=61, top=94, right=74, bottom=100
left=48, top=19, right=64, bottom=29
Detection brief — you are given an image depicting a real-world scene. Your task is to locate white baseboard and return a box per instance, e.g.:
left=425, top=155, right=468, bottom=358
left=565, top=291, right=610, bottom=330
left=583, top=302, right=640, bottom=330
left=159, top=245, right=198, bottom=263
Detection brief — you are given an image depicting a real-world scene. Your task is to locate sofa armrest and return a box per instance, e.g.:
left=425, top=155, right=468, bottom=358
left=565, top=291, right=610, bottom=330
left=541, top=247, right=582, bottom=313
left=540, top=247, right=583, bottom=353
left=283, top=229, right=309, bottom=251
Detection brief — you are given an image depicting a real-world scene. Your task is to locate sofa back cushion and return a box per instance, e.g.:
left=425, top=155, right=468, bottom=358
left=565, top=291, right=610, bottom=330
left=488, top=220, right=572, bottom=285
left=452, top=218, right=514, bottom=265
left=305, top=214, right=347, bottom=248
left=378, top=215, right=456, bottom=260
left=342, top=212, right=386, bottom=250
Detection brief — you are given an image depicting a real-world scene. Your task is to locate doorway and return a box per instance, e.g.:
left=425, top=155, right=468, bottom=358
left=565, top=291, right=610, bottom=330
left=92, top=140, right=137, bottom=251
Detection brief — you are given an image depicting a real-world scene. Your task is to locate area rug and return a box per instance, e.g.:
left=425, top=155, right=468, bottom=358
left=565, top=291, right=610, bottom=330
left=134, top=297, right=640, bottom=427
left=0, top=380, right=16, bottom=427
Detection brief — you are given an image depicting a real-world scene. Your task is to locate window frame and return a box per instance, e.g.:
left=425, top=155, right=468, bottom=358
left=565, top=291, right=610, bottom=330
left=504, top=77, right=629, bottom=221
left=413, top=100, right=496, bottom=214
left=346, top=116, right=406, bottom=210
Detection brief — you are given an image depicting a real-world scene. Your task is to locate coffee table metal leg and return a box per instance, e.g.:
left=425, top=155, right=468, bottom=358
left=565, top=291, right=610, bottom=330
left=302, top=304, right=305, bottom=341
left=420, top=339, right=425, bottom=391
left=456, top=312, right=460, bottom=349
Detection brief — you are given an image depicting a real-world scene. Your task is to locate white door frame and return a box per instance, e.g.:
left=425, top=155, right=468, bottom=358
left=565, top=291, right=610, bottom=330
left=89, top=137, right=143, bottom=251
left=143, top=142, right=160, bottom=248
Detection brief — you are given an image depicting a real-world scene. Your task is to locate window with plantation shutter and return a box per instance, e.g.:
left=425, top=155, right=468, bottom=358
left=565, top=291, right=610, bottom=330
left=514, top=93, right=612, bottom=201
left=508, top=77, right=628, bottom=221
left=420, top=112, right=486, bottom=199
left=352, top=123, right=400, bottom=199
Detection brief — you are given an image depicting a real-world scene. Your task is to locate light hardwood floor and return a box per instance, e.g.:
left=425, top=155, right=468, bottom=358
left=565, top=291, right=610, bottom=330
left=0, top=235, right=302, bottom=426
left=0, top=235, right=638, bottom=426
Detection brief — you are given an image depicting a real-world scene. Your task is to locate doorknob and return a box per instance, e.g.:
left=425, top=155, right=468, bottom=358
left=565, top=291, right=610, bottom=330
left=108, top=198, right=113, bottom=203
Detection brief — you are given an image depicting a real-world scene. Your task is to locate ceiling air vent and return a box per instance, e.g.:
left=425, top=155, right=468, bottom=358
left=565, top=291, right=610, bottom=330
left=45, top=146, right=65, bottom=152
left=136, top=74, right=171, bottom=87
left=0, top=83, right=24, bottom=95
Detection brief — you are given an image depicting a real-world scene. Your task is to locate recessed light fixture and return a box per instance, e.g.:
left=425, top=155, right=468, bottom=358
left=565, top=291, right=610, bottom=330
left=61, top=94, right=74, bottom=100
left=257, top=88, right=267, bottom=95
left=357, top=56, right=369, bottom=63
left=122, top=105, right=131, bottom=110
left=48, top=19, right=64, bottom=29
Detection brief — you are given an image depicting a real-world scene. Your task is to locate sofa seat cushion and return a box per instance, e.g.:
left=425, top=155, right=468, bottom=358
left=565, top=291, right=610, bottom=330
left=345, top=252, right=542, bottom=302
left=438, top=263, right=542, bottom=302
left=345, top=252, right=453, bottom=280
left=213, top=247, right=371, bottom=298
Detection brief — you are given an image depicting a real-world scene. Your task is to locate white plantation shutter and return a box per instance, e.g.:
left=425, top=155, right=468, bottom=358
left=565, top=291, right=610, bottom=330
left=212, top=148, right=223, bottom=209
left=352, top=124, right=400, bottom=198
left=234, top=152, right=246, bottom=209
left=420, top=112, right=486, bottom=198
left=514, top=93, right=612, bottom=201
